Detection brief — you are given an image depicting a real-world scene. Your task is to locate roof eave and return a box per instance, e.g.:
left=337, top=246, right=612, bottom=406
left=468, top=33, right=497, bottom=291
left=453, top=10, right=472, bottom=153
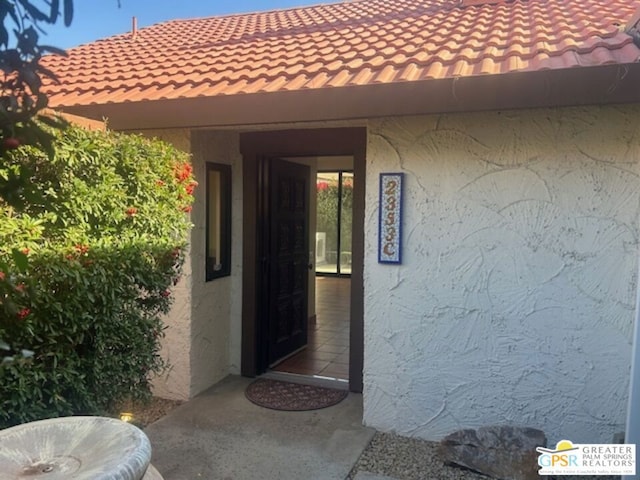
left=53, top=63, right=640, bottom=131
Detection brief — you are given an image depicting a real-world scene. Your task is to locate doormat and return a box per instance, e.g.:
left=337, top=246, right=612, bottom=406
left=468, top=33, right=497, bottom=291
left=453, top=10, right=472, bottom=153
left=245, top=379, right=348, bottom=411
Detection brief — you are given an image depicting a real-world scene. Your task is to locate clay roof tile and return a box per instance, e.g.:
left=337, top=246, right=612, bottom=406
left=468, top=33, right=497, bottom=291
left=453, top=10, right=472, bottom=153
left=42, top=0, right=640, bottom=108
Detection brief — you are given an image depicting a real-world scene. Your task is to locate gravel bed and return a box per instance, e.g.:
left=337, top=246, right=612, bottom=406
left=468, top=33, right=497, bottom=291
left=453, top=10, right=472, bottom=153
left=136, top=397, right=183, bottom=428
left=348, top=432, right=487, bottom=480
left=114, top=397, right=183, bottom=429
left=348, top=432, right=622, bottom=480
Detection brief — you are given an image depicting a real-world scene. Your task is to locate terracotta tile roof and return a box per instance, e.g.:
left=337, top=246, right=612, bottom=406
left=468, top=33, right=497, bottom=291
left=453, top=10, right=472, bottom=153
left=42, top=0, right=640, bottom=108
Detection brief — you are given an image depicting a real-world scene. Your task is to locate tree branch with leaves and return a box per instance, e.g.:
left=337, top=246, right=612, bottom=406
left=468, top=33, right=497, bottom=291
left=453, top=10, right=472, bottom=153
left=0, top=0, right=73, bottom=363
left=0, top=0, right=73, bottom=206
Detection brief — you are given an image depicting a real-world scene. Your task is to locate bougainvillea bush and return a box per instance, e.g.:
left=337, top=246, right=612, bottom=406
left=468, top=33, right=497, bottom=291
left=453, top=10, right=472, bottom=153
left=0, top=125, right=195, bottom=427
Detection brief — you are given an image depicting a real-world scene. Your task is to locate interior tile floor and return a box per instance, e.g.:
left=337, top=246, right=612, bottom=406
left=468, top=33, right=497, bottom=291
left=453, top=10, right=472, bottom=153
left=272, top=276, right=350, bottom=380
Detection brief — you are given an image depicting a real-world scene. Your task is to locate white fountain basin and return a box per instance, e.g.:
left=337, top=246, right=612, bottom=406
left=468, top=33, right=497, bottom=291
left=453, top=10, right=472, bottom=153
left=0, top=416, right=152, bottom=480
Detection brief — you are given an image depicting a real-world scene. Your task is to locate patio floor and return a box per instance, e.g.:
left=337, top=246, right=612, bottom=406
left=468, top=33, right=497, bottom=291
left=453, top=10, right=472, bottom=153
left=144, top=375, right=375, bottom=480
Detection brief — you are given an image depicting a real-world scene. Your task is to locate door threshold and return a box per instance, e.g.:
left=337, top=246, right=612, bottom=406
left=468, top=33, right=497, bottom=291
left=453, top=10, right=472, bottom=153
left=268, top=345, right=307, bottom=369
left=261, top=370, right=349, bottom=391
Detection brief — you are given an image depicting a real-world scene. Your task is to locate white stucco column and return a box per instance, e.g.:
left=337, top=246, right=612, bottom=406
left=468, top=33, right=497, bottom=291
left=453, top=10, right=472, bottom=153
left=624, top=256, right=640, bottom=479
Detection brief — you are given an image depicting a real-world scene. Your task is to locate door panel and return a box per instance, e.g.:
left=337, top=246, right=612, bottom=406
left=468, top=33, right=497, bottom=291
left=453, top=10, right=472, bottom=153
left=268, top=158, right=310, bottom=365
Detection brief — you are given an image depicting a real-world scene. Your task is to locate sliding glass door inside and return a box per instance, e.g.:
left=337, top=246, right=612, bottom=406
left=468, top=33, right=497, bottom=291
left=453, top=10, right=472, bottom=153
left=316, top=171, right=353, bottom=276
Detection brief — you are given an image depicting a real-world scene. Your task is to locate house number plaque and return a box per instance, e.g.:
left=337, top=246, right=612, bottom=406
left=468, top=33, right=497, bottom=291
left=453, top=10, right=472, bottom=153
left=378, top=172, right=404, bottom=264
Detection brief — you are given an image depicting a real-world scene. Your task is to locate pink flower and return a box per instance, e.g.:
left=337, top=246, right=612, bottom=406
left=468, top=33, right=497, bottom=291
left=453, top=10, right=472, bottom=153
left=17, top=308, right=30, bottom=320
left=316, top=181, right=329, bottom=191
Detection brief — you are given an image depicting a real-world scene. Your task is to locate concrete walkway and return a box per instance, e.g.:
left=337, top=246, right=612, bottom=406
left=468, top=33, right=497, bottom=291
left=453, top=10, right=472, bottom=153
left=145, top=375, right=375, bottom=480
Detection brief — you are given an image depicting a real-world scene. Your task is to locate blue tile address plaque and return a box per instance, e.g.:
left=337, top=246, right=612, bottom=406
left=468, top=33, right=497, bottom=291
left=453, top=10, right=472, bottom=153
left=378, top=172, right=404, bottom=264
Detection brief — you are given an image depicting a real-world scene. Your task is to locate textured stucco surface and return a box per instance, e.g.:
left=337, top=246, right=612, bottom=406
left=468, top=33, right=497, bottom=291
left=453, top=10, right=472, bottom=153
left=363, top=106, right=640, bottom=444
left=133, top=129, right=193, bottom=401
left=134, top=129, right=243, bottom=398
left=228, top=134, right=244, bottom=376
left=190, top=130, right=243, bottom=394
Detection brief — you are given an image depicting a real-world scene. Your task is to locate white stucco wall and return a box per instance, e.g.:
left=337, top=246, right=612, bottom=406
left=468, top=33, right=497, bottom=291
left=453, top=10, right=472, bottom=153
left=133, top=128, right=243, bottom=399
left=228, top=135, right=244, bottom=376
left=364, top=106, right=640, bottom=444
left=190, top=130, right=244, bottom=392
left=133, top=129, right=193, bottom=401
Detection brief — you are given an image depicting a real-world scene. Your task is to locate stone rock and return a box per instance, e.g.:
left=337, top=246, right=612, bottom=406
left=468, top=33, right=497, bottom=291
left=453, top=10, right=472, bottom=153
left=613, top=431, right=625, bottom=444
left=438, top=425, right=546, bottom=480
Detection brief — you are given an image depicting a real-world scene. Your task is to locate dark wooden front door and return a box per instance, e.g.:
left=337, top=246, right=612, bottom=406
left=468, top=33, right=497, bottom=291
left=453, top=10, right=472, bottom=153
left=241, top=128, right=366, bottom=392
left=267, top=158, right=310, bottom=365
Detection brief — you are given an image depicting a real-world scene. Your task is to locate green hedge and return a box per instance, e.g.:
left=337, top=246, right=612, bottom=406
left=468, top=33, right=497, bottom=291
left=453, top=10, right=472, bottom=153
left=0, top=125, right=194, bottom=427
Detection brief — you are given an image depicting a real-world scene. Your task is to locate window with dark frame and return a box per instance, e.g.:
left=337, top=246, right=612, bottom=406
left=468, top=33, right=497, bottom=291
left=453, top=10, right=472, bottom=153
left=206, top=162, right=231, bottom=281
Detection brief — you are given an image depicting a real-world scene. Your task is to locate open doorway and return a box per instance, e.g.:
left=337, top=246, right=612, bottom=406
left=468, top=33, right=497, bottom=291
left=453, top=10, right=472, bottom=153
left=240, top=127, right=365, bottom=393
left=271, top=160, right=353, bottom=382
left=272, top=276, right=350, bottom=379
